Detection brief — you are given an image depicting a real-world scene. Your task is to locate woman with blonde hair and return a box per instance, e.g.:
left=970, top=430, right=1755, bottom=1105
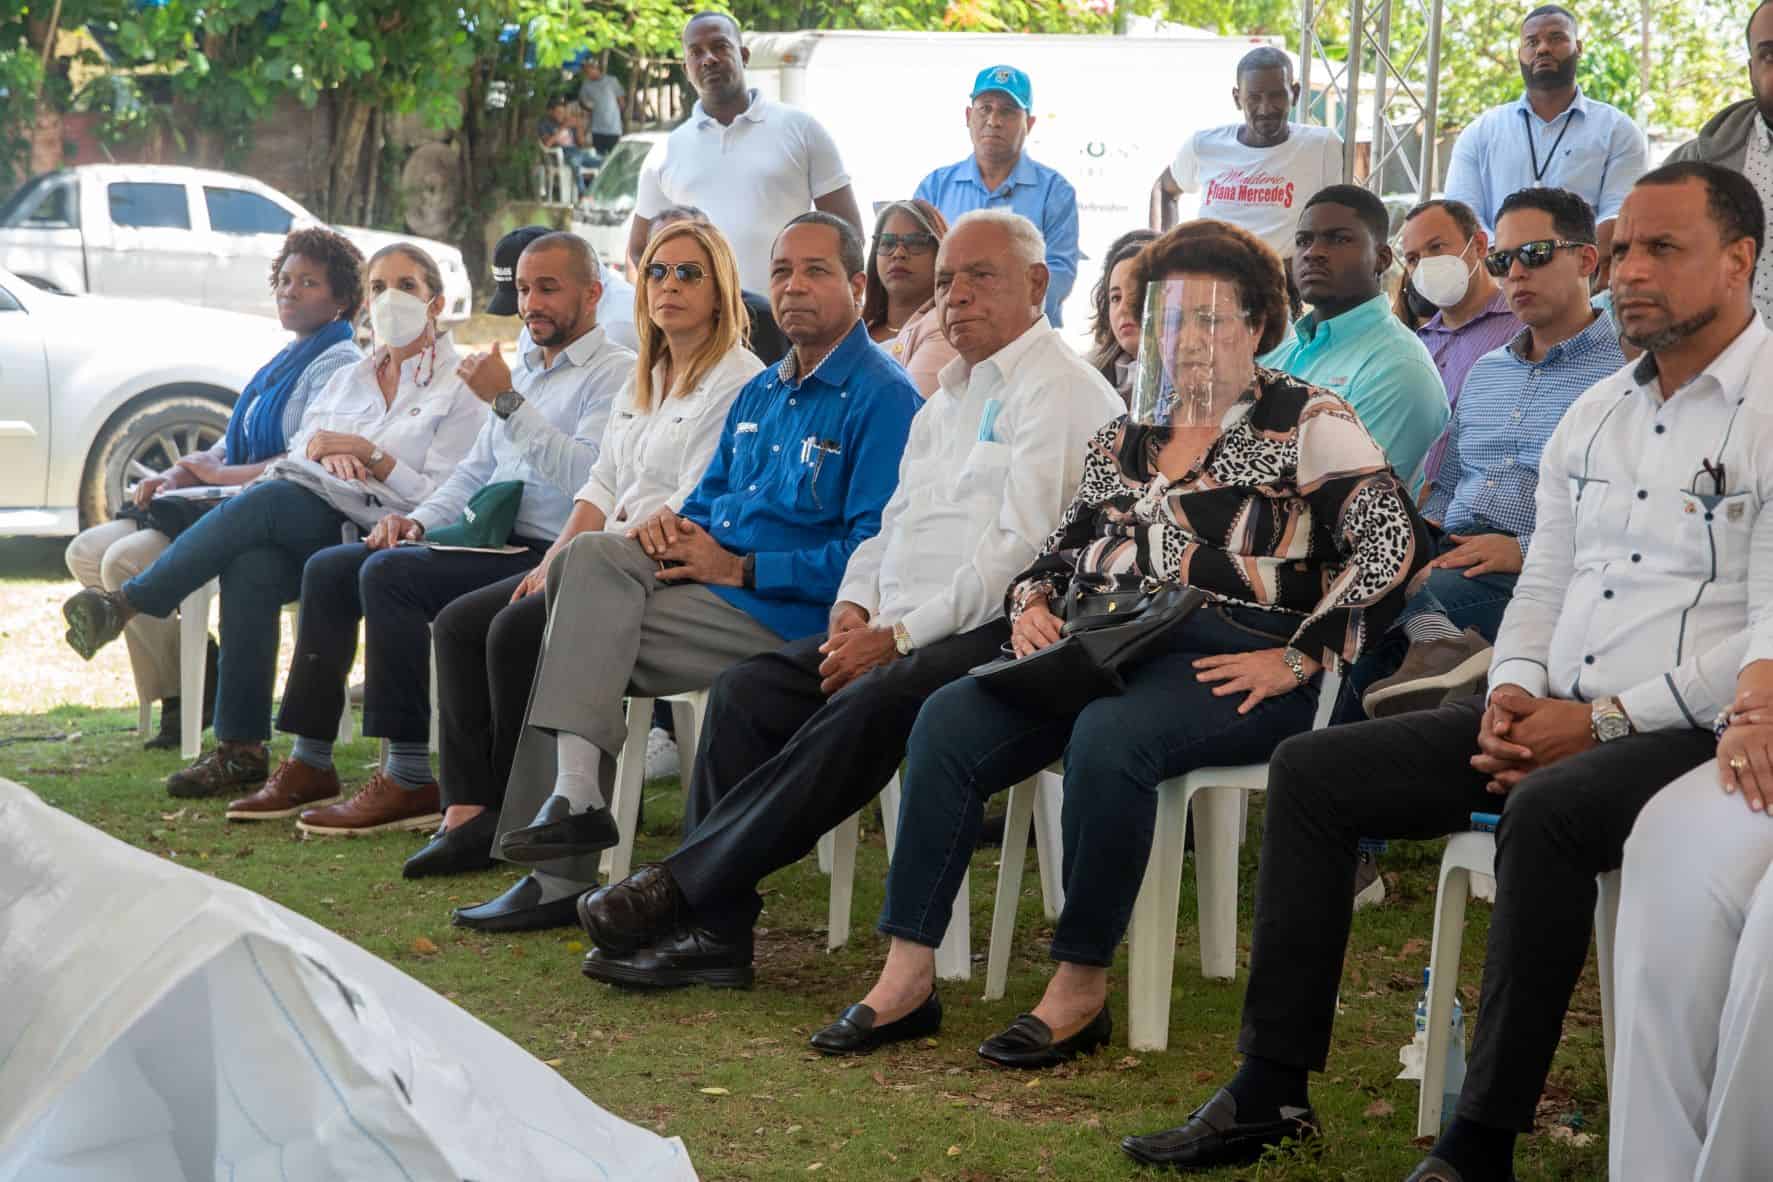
left=863, top=198, right=956, bottom=397
left=411, top=219, right=764, bottom=886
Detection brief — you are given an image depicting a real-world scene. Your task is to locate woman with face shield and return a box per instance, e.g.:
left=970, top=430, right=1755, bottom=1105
left=60, top=242, right=483, bottom=801
left=815, top=219, right=1432, bottom=1068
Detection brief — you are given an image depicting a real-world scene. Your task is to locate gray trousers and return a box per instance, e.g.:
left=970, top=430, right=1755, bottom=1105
left=494, top=531, right=784, bottom=884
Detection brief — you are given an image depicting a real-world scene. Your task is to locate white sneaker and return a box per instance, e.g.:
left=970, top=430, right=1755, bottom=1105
left=1353, top=851, right=1386, bottom=911
left=643, top=728, right=680, bottom=782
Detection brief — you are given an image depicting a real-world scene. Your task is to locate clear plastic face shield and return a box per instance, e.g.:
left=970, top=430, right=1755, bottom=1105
left=1129, top=278, right=1260, bottom=429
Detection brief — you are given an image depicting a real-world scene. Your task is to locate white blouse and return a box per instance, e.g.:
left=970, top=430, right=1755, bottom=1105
left=576, top=344, right=764, bottom=528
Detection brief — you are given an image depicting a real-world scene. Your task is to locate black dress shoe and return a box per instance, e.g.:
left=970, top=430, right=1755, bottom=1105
left=1402, top=1155, right=1514, bottom=1182
left=498, top=796, right=621, bottom=864
left=1120, top=1088, right=1319, bottom=1170
left=977, top=1006, right=1111, bottom=1069
left=451, top=874, right=582, bottom=932
left=581, top=922, right=754, bottom=989
left=809, top=992, right=942, bottom=1056
left=576, top=863, right=683, bottom=955
left=404, top=811, right=499, bottom=879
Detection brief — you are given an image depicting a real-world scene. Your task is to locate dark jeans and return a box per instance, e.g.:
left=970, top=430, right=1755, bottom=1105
left=880, top=605, right=1320, bottom=967
left=431, top=571, right=551, bottom=810
left=590, top=132, right=620, bottom=153
left=121, top=480, right=351, bottom=742
left=664, top=620, right=1010, bottom=936
left=275, top=540, right=545, bottom=745
left=1239, top=696, right=1716, bottom=1131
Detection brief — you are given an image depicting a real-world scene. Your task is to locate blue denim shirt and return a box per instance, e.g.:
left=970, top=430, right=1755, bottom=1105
left=680, top=320, right=921, bottom=641
left=915, top=153, right=1079, bottom=326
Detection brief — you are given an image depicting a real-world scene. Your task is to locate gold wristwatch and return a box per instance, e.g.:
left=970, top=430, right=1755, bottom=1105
left=893, top=620, right=914, bottom=656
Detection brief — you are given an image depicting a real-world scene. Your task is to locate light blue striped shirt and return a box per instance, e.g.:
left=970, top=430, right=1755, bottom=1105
left=915, top=153, right=1079, bottom=326
left=1443, top=89, right=1648, bottom=230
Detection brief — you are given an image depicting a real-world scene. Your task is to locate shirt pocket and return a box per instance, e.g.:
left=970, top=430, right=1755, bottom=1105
left=1566, top=475, right=1612, bottom=565
left=792, top=440, right=846, bottom=515
left=644, top=395, right=713, bottom=484
left=1677, top=490, right=1760, bottom=581
left=955, top=440, right=1012, bottom=531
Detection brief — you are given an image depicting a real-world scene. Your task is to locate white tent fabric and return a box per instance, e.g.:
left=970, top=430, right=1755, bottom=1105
left=0, top=779, right=697, bottom=1181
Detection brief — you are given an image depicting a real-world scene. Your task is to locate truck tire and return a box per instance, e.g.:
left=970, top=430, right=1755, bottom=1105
left=79, top=393, right=231, bottom=530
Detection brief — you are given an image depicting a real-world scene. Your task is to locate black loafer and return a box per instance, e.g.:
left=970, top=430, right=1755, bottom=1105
left=1120, top=1088, right=1319, bottom=1170
left=977, top=1006, right=1111, bottom=1069
left=581, top=922, right=754, bottom=990
left=809, top=992, right=942, bottom=1056
left=450, top=874, right=582, bottom=932
left=498, top=796, right=621, bottom=864
left=577, top=863, right=683, bottom=955
left=1402, top=1155, right=1514, bottom=1182
left=404, top=810, right=499, bottom=879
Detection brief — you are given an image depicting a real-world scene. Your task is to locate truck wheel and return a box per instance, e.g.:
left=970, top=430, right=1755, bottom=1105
left=79, top=394, right=230, bottom=529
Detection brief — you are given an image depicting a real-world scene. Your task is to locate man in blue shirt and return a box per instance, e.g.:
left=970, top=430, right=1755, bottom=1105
left=455, top=212, right=920, bottom=932
left=915, top=65, right=1079, bottom=326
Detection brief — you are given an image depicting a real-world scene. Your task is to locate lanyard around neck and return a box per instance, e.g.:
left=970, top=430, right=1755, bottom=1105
left=1523, top=106, right=1577, bottom=183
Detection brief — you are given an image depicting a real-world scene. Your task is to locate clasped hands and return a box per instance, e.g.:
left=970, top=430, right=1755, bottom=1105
left=1471, top=686, right=1596, bottom=794
left=305, top=430, right=379, bottom=483
left=629, top=508, right=745, bottom=589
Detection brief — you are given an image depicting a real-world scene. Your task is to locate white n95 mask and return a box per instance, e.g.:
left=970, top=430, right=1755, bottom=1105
left=369, top=288, right=432, bottom=347
left=1409, top=246, right=1476, bottom=310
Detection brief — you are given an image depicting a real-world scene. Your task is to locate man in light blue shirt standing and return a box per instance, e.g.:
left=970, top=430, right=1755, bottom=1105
left=915, top=65, right=1079, bottom=326
left=1442, top=4, right=1647, bottom=260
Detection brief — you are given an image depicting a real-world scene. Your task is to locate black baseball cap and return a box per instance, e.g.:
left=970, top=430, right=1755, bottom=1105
left=486, top=225, right=553, bottom=316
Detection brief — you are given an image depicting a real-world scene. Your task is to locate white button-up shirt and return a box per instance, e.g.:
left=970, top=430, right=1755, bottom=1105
left=410, top=325, right=635, bottom=542
left=837, top=317, right=1123, bottom=648
left=576, top=344, right=763, bottom=528
left=1490, top=317, right=1773, bottom=731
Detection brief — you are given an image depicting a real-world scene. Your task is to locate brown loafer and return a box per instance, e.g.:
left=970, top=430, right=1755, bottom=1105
left=296, top=771, right=441, bottom=835
left=227, top=758, right=342, bottom=821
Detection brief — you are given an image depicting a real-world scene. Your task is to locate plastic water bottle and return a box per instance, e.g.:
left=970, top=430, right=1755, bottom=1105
left=1413, top=967, right=1430, bottom=1037
left=1443, top=995, right=1468, bottom=1132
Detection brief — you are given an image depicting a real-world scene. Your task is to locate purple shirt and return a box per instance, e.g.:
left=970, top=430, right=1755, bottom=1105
left=1415, top=289, right=1523, bottom=484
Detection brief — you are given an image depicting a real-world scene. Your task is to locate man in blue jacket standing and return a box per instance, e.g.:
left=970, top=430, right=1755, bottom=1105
left=454, top=212, right=921, bottom=932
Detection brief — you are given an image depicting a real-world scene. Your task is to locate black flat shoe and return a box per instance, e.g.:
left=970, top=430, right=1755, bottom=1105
left=404, top=810, right=500, bottom=879
left=1402, top=1155, right=1514, bottom=1182
left=451, top=874, right=582, bottom=932
left=977, top=1006, right=1111, bottom=1069
left=1120, top=1088, right=1319, bottom=1170
left=809, top=992, right=942, bottom=1056
left=498, top=796, right=621, bottom=864
left=143, top=700, right=181, bottom=751
left=581, top=922, right=754, bottom=990
left=577, top=863, right=683, bottom=955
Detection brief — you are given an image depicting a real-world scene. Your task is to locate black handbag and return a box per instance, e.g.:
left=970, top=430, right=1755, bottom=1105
left=968, top=580, right=1207, bottom=715
left=116, top=492, right=229, bottom=540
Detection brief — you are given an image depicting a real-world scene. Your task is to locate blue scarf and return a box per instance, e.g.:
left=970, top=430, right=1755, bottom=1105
left=223, top=319, right=354, bottom=465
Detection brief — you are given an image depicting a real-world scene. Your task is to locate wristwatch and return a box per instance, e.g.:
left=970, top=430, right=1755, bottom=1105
left=367, top=445, right=385, bottom=467
left=1280, top=646, right=1308, bottom=686
left=741, top=553, right=756, bottom=590
left=492, top=389, right=525, bottom=420
left=1591, top=697, right=1635, bottom=743
left=893, top=620, right=915, bottom=656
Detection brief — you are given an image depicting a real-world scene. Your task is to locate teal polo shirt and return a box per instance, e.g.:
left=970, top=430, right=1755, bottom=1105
left=1258, top=293, right=1450, bottom=485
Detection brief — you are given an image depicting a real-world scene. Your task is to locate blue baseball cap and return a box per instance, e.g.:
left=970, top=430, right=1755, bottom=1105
left=970, top=64, right=1033, bottom=112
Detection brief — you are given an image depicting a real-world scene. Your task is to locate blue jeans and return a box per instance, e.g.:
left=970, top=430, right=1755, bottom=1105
left=122, top=480, right=350, bottom=742
left=879, top=604, right=1320, bottom=967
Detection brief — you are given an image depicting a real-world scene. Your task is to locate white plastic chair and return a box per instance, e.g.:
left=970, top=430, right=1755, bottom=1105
left=1121, top=667, right=1344, bottom=1052
left=1416, top=830, right=1621, bottom=1136
left=983, top=766, right=1067, bottom=1000
left=599, top=691, right=707, bottom=883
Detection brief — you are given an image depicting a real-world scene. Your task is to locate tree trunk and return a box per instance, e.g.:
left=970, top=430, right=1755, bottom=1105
left=30, top=0, right=63, bottom=101
left=326, top=96, right=373, bottom=222
left=362, top=108, right=382, bottom=227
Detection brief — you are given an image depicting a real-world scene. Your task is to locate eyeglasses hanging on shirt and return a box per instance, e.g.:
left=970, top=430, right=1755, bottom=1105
left=1522, top=107, right=1578, bottom=183
left=799, top=436, right=842, bottom=508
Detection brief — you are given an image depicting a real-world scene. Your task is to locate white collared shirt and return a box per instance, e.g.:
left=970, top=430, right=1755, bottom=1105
left=1744, top=116, right=1773, bottom=326
left=576, top=343, right=764, bottom=528
left=1490, top=317, right=1773, bottom=731
left=836, top=317, right=1123, bottom=647
left=410, top=325, right=636, bottom=541
left=634, top=89, right=849, bottom=290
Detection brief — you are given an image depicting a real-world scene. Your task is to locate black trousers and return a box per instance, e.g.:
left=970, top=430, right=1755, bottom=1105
left=1240, top=695, right=1716, bottom=1131
left=431, top=570, right=551, bottom=810
left=665, top=619, right=1010, bottom=935
left=276, top=541, right=543, bottom=745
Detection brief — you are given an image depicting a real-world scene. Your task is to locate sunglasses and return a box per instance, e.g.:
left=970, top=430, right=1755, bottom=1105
left=1482, top=239, right=1590, bottom=278
left=645, top=262, right=707, bottom=284
left=875, top=232, right=938, bottom=255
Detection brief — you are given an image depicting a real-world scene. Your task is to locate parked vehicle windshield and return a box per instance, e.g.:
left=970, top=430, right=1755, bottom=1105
left=587, top=139, right=651, bottom=214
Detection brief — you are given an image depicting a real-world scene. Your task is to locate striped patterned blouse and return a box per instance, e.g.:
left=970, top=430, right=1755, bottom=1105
left=1008, top=367, right=1432, bottom=665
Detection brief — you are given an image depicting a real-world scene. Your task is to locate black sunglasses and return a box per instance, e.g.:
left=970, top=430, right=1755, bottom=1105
left=644, top=262, right=707, bottom=284
left=875, top=232, right=938, bottom=255
left=1482, top=238, right=1590, bottom=278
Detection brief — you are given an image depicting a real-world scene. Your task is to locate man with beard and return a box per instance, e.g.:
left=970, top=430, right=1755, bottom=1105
left=227, top=233, right=635, bottom=835
left=1666, top=0, right=1773, bottom=325
left=1443, top=5, right=1647, bottom=261
left=1120, top=161, right=1773, bottom=1182
left=627, top=11, right=862, bottom=292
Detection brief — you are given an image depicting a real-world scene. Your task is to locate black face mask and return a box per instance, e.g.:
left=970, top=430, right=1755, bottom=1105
left=1405, top=283, right=1440, bottom=322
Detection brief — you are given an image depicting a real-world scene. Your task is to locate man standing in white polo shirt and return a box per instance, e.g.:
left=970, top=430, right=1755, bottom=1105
left=627, top=11, right=863, bottom=291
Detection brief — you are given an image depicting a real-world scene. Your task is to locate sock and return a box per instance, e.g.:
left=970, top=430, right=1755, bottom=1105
left=1404, top=610, right=1462, bottom=644
left=384, top=741, right=434, bottom=790
left=1224, top=1054, right=1310, bottom=1121
left=531, top=869, right=592, bottom=904
left=291, top=735, right=334, bottom=772
left=552, top=732, right=610, bottom=811
left=1430, top=1117, right=1517, bottom=1181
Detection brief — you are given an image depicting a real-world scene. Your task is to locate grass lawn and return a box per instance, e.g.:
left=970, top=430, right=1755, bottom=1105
left=0, top=538, right=1611, bottom=1181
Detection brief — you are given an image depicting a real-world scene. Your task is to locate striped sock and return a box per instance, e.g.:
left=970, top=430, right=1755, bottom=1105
left=1403, top=611, right=1463, bottom=644
left=291, top=735, right=334, bottom=772
left=384, top=741, right=434, bottom=790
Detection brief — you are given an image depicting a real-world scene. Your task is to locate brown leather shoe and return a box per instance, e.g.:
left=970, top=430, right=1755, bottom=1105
left=296, top=771, right=442, bottom=836
left=227, top=759, right=342, bottom=822
left=166, top=744, right=268, bottom=799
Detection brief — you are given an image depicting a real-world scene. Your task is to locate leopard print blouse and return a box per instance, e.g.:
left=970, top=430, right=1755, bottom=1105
left=1007, top=367, right=1432, bottom=665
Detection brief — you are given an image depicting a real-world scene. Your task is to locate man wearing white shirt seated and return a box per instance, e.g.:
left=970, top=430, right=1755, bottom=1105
left=575, top=209, right=1122, bottom=989
left=227, top=233, right=634, bottom=835
left=1125, top=162, right=1772, bottom=1181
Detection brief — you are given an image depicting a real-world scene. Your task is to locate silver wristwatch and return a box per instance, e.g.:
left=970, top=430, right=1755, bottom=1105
left=1591, top=697, right=1634, bottom=743
left=492, top=389, right=525, bottom=420
left=367, top=445, right=385, bottom=467
left=893, top=620, right=914, bottom=656
left=1281, top=646, right=1308, bottom=686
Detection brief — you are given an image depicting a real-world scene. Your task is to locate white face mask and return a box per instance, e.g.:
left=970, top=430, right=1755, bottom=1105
left=1409, top=241, right=1476, bottom=310
left=368, top=288, right=432, bottom=348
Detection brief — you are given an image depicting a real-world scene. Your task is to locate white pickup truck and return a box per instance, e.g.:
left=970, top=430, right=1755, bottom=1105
left=0, top=164, right=472, bottom=321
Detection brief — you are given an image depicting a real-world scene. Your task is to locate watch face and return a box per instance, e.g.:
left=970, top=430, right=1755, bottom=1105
left=1596, top=713, right=1630, bottom=742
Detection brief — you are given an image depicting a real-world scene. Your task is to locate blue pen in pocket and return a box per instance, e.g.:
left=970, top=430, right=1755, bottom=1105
left=978, top=398, right=1004, bottom=443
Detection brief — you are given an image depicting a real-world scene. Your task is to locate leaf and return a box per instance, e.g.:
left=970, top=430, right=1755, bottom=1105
left=1365, top=1099, right=1395, bottom=1118
left=946, top=1145, right=962, bottom=1156
left=698, top=1087, right=730, bottom=1096
left=410, top=936, right=440, bottom=956
left=542, top=1058, right=563, bottom=1067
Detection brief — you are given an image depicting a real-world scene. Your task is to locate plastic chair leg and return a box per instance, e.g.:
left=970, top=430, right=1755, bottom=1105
left=1595, top=869, right=1622, bottom=1099
left=935, top=870, right=971, bottom=981
left=881, top=772, right=902, bottom=862
left=826, top=813, right=859, bottom=950
left=1127, top=781, right=1190, bottom=1052
left=1418, top=861, right=1473, bottom=1138
left=1032, top=769, right=1065, bottom=921
left=178, top=583, right=215, bottom=760
left=1194, top=786, right=1245, bottom=981
left=600, top=697, right=653, bottom=882
left=985, top=776, right=1039, bottom=1000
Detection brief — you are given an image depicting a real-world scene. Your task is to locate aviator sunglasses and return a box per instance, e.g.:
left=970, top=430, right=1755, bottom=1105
left=645, top=262, right=708, bottom=284
left=1482, top=238, right=1590, bottom=278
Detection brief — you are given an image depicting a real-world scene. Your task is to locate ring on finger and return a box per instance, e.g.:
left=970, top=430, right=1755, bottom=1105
left=1731, top=755, right=1750, bottom=772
